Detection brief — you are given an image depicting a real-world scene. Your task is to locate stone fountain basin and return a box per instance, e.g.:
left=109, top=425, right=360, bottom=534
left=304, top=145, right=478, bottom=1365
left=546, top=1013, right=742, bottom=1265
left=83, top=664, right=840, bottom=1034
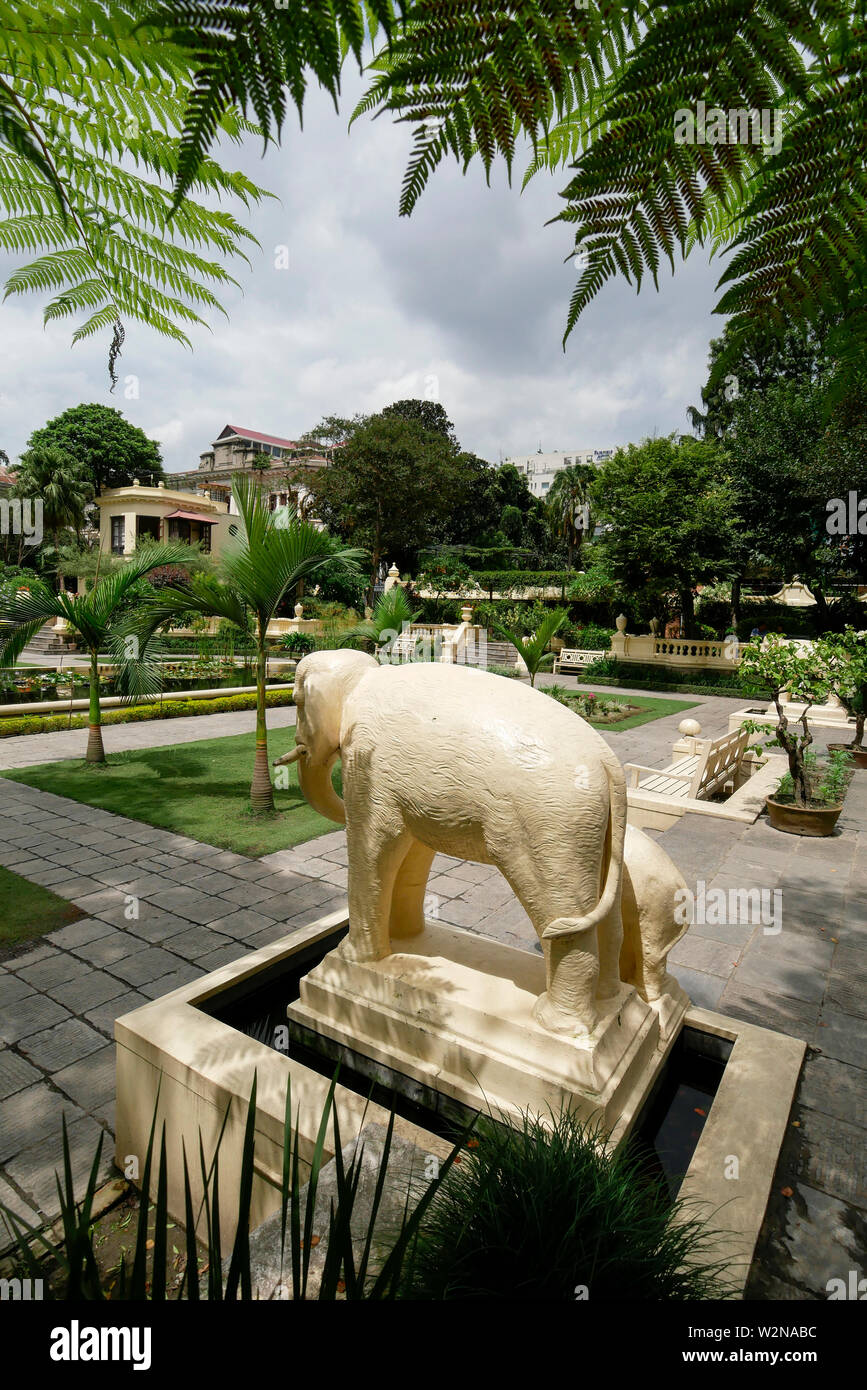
left=115, top=908, right=804, bottom=1297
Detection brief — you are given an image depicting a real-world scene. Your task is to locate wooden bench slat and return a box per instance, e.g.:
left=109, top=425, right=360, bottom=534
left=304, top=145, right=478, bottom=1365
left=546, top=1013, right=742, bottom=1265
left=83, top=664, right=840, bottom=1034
left=625, top=728, right=749, bottom=804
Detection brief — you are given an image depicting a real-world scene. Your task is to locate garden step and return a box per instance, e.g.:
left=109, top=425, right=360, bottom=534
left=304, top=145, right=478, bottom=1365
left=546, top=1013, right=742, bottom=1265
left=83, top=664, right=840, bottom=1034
left=484, top=639, right=520, bottom=669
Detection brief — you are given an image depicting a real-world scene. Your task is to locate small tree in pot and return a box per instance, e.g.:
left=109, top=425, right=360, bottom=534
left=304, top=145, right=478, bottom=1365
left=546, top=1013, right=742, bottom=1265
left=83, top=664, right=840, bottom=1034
left=739, top=634, right=851, bottom=833
left=817, top=626, right=867, bottom=765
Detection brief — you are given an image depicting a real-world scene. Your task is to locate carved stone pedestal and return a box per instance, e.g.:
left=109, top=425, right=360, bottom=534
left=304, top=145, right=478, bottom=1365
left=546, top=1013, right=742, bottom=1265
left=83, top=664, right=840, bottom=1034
left=287, top=920, right=686, bottom=1133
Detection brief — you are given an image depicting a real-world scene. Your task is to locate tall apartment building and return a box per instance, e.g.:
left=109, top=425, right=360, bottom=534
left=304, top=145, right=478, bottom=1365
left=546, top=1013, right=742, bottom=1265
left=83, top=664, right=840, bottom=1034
left=504, top=448, right=615, bottom=499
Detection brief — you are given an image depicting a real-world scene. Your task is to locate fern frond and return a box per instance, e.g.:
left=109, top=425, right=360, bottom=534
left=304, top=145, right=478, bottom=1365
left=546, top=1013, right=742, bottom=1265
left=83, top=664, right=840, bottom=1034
left=0, top=0, right=273, bottom=375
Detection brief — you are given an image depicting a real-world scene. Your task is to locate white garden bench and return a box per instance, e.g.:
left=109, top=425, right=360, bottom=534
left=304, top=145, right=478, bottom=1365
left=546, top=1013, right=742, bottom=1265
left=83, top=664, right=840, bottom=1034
left=553, top=648, right=606, bottom=674
left=624, top=727, right=750, bottom=802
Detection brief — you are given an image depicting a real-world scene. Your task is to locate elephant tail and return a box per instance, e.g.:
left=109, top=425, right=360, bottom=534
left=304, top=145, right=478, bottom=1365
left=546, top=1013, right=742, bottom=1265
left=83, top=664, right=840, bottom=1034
left=542, top=751, right=627, bottom=941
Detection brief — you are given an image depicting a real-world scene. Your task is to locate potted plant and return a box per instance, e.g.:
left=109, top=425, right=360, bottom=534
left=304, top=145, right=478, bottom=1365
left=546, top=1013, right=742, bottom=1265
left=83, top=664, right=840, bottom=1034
left=740, top=634, right=850, bottom=835
left=817, top=626, right=867, bottom=769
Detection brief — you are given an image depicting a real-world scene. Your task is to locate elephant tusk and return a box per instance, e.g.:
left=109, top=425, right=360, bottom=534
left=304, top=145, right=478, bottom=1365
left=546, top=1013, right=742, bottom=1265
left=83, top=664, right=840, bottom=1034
left=273, top=745, right=305, bottom=767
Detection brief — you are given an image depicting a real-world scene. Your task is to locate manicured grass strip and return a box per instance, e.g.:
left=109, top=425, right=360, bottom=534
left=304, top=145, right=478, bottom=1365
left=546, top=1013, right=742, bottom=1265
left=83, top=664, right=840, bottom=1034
left=3, top=730, right=339, bottom=859
left=0, top=866, right=83, bottom=951
left=582, top=693, right=700, bottom=732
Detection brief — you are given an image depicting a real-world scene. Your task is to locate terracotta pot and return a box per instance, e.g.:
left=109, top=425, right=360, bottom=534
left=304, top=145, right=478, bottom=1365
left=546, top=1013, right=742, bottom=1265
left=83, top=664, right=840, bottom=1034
left=826, top=742, right=867, bottom=769
left=766, top=797, right=843, bottom=837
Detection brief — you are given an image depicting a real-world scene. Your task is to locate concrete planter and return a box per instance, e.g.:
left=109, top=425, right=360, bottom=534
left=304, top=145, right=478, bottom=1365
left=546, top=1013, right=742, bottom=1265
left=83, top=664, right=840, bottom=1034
left=765, top=796, right=843, bottom=837
left=827, top=742, right=867, bottom=769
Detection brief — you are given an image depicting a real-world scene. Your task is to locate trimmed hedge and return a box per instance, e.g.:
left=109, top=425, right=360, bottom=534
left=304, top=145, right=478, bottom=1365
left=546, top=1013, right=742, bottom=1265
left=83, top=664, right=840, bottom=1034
left=471, top=570, right=572, bottom=595
left=577, top=673, right=770, bottom=699
left=0, top=688, right=294, bottom=739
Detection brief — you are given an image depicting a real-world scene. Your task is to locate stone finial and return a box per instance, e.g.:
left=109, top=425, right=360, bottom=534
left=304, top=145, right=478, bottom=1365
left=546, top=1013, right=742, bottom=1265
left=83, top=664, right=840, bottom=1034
left=615, top=613, right=628, bottom=633
left=649, top=617, right=660, bottom=635
left=294, top=601, right=304, bottom=619
left=460, top=605, right=473, bottom=623
left=678, top=718, right=702, bottom=738
left=132, top=478, right=140, bottom=487
left=158, top=480, right=165, bottom=489
left=388, top=563, right=400, bottom=579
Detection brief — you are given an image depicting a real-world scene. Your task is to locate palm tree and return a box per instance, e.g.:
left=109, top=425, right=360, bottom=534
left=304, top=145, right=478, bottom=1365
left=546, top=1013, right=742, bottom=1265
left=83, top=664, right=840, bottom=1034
left=13, top=445, right=94, bottom=560
left=546, top=464, right=594, bottom=570
left=338, top=587, right=420, bottom=655
left=0, top=543, right=190, bottom=763
left=133, top=474, right=364, bottom=815
left=493, top=607, right=568, bottom=687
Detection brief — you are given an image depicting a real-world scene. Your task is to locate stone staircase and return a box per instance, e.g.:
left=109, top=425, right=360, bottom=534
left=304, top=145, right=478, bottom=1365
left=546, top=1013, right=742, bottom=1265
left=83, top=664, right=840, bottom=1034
left=20, top=622, right=73, bottom=658
left=484, top=637, right=522, bottom=671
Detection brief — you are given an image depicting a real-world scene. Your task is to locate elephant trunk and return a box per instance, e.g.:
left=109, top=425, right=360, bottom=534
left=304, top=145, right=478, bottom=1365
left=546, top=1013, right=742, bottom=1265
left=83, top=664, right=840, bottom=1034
left=298, top=752, right=345, bottom=825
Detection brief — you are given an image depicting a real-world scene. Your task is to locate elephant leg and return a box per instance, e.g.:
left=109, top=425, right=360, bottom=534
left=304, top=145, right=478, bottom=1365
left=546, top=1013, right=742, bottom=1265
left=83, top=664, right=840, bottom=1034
left=343, top=810, right=412, bottom=963
left=389, top=837, right=435, bottom=941
left=619, top=869, right=644, bottom=995
left=537, top=891, right=623, bottom=1033
left=537, top=932, right=601, bottom=1036
left=499, top=852, right=613, bottom=1037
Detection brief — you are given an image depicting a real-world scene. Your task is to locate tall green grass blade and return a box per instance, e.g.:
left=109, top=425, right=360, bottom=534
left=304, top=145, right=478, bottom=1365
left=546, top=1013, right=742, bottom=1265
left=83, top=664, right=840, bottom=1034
left=129, top=1100, right=160, bottom=1300
left=367, top=1123, right=475, bottom=1299
left=300, top=1071, right=338, bottom=1300
left=180, top=1142, right=200, bottom=1302
left=355, top=1108, right=396, bottom=1292
left=150, top=1126, right=169, bottom=1301
left=279, top=1074, right=292, bottom=1264
left=225, top=1073, right=257, bottom=1301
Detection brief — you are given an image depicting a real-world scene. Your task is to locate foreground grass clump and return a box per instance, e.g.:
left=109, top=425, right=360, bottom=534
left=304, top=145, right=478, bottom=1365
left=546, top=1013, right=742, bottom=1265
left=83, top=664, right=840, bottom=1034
left=0, top=1077, right=463, bottom=1302
left=0, top=866, right=82, bottom=953
left=1, top=1086, right=730, bottom=1302
left=401, top=1109, right=731, bottom=1301
left=2, top=729, right=339, bottom=858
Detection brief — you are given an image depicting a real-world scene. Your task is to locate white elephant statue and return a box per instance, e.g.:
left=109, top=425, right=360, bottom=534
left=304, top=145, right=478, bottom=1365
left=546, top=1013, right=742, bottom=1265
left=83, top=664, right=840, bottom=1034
left=277, top=648, right=628, bottom=1036
left=620, top=825, right=691, bottom=1037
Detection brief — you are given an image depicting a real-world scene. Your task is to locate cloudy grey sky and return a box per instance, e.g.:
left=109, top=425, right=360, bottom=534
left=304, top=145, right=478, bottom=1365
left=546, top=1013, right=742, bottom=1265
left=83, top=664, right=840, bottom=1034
left=0, top=65, right=724, bottom=477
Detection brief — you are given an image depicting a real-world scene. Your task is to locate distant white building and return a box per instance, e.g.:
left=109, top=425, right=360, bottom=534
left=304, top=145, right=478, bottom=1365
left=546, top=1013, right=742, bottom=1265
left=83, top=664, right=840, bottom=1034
left=505, top=448, right=615, bottom=499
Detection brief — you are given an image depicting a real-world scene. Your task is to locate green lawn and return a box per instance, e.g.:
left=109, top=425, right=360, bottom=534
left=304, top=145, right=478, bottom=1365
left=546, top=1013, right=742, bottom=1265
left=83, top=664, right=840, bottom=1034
left=2, top=730, right=338, bottom=859
left=0, top=866, right=83, bottom=954
left=584, top=692, right=700, bottom=732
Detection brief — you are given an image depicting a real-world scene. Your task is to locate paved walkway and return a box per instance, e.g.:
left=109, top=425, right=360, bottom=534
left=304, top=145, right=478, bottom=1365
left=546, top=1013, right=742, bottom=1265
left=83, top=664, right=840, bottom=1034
left=0, top=692, right=863, bottom=1300
left=0, top=704, right=297, bottom=769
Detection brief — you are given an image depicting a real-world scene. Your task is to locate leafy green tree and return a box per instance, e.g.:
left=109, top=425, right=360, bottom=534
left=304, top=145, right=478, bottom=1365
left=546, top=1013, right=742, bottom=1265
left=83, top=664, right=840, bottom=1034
left=382, top=399, right=456, bottom=443
left=298, top=415, right=364, bottom=448
left=546, top=463, right=594, bottom=569
left=306, top=412, right=464, bottom=600
left=430, top=457, right=537, bottom=553
left=12, top=445, right=94, bottom=557
left=132, top=475, right=363, bottom=815
left=493, top=606, right=567, bottom=687
left=817, top=627, right=867, bottom=749
left=688, top=321, right=832, bottom=441
left=0, top=543, right=190, bottom=763
left=591, top=438, right=737, bottom=637
left=739, top=635, right=832, bottom=806
left=725, top=381, right=867, bottom=621
left=25, top=404, right=163, bottom=493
